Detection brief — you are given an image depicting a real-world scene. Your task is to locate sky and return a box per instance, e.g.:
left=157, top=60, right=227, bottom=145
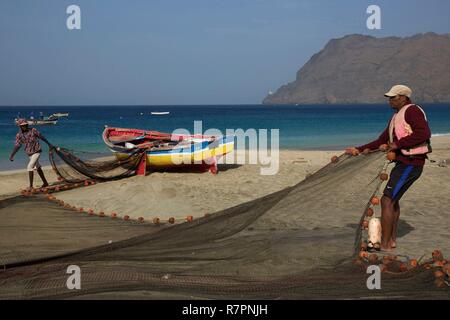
left=1, top=0, right=450, bottom=106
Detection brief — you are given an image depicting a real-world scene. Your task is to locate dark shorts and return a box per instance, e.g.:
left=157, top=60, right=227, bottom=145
left=383, top=162, right=423, bottom=201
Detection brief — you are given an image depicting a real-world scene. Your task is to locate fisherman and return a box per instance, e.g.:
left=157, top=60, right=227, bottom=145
left=9, top=119, right=53, bottom=191
left=346, top=85, right=432, bottom=251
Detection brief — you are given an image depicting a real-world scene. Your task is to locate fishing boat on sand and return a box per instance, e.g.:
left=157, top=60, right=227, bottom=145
left=102, top=127, right=234, bottom=173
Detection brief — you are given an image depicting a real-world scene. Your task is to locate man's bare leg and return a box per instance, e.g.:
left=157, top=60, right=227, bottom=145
left=381, top=195, right=395, bottom=250
left=36, top=167, right=49, bottom=187
left=28, top=171, right=34, bottom=191
left=391, top=201, right=400, bottom=248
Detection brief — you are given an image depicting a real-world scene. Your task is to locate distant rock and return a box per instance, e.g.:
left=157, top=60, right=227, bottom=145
left=263, top=33, right=450, bottom=104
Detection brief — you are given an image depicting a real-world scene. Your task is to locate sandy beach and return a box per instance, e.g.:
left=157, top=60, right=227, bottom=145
left=1, top=135, right=449, bottom=263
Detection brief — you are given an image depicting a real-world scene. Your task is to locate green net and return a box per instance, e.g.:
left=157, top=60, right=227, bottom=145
left=0, top=151, right=447, bottom=299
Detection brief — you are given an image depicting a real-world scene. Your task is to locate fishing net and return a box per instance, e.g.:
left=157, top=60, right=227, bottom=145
left=48, top=147, right=146, bottom=183
left=0, top=151, right=447, bottom=299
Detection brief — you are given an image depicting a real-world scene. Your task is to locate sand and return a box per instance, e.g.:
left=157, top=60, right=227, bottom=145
left=1, top=135, right=449, bottom=261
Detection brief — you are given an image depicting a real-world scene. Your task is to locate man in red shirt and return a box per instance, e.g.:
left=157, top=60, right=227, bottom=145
left=347, top=85, right=432, bottom=251
left=9, top=119, right=53, bottom=191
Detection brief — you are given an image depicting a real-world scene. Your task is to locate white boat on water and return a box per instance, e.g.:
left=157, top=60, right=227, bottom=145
left=150, top=112, right=170, bottom=115
left=52, top=112, right=69, bottom=118
left=14, top=118, right=57, bottom=126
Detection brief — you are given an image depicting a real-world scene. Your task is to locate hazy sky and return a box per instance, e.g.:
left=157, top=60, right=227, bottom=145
left=1, top=0, right=450, bottom=106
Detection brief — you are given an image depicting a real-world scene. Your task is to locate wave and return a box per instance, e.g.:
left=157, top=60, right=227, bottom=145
left=432, top=133, right=450, bottom=137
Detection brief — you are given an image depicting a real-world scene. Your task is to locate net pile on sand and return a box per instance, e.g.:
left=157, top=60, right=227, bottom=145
left=49, top=147, right=145, bottom=183
left=0, top=151, right=447, bottom=299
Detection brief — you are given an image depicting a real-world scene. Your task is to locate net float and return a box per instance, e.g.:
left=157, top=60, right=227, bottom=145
left=168, top=217, right=175, bottom=224
left=88, top=209, right=95, bottom=216
left=351, top=149, right=360, bottom=156
left=186, top=215, right=194, bottom=222
left=379, top=173, right=389, bottom=181
left=138, top=217, right=145, bottom=223
left=84, top=181, right=89, bottom=187
left=123, top=215, right=130, bottom=221
left=111, top=212, right=117, bottom=219
left=79, top=207, right=84, bottom=212
left=432, top=250, right=444, bottom=262
left=399, top=263, right=408, bottom=272
left=433, top=260, right=445, bottom=267
left=153, top=217, right=160, bottom=225
left=371, top=197, right=380, bottom=206
left=331, top=155, right=339, bottom=163
left=387, top=151, right=396, bottom=161
left=434, top=270, right=445, bottom=279
left=99, top=211, right=105, bottom=217
left=57, top=176, right=63, bottom=181
left=359, top=251, right=369, bottom=259
left=366, top=208, right=374, bottom=217
left=409, top=259, right=418, bottom=268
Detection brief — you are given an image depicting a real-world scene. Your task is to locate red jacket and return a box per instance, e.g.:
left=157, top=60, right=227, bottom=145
left=357, top=105, right=432, bottom=166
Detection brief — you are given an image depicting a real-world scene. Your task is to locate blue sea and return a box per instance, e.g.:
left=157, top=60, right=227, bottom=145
left=1, top=104, right=450, bottom=170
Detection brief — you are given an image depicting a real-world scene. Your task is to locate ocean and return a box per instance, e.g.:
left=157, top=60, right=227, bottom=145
left=1, top=104, right=450, bottom=170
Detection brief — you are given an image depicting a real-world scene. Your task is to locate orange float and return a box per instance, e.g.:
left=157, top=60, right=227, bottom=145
left=99, top=211, right=105, bottom=217
left=432, top=250, right=444, bottom=262
left=111, top=212, right=117, bottom=219
left=409, top=259, right=418, bottom=268
left=379, top=173, right=389, bottom=181
left=434, top=270, right=445, bottom=279
left=386, top=152, right=396, bottom=161
left=84, top=180, right=89, bottom=187
left=186, top=215, right=194, bottom=222
left=331, top=155, right=339, bottom=163
left=138, top=217, right=145, bottom=223
left=443, top=264, right=450, bottom=276
left=351, top=149, right=360, bottom=156
left=399, top=263, right=408, bottom=272
left=79, top=207, right=84, bottom=212
left=359, top=251, right=369, bottom=259
left=88, top=209, right=95, bottom=216
left=371, top=197, right=380, bottom=206
left=362, top=220, right=369, bottom=229
left=153, top=217, right=160, bottom=225
left=168, top=217, right=175, bottom=224
left=123, top=215, right=130, bottom=221
left=366, top=208, right=374, bottom=217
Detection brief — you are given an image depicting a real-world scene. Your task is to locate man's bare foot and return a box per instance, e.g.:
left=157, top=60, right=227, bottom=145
left=380, top=242, right=393, bottom=251
left=389, top=239, right=397, bottom=249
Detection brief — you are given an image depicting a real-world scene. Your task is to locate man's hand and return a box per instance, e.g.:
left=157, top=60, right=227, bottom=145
left=388, top=142, right=398, bottom=151
left=379, top=144, right=389, bottom=152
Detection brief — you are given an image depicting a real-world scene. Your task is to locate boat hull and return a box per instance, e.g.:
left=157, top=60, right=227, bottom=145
left=103, top=127, right=234, bottom=168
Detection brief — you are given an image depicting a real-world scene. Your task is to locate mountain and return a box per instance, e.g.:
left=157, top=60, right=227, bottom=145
left=263, top=33, right=450, bottom=104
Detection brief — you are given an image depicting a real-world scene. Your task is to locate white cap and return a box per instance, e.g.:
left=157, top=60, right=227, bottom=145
left=384, top=85, right=412, bottom=98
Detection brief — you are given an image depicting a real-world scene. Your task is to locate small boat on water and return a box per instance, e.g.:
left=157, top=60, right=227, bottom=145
left=102, top=127, right=234, bottom=172
left=150, top=112, right=170, bottom=115
left=52, top=112, right=69, bottom=118
left=14, top=118, right=57, bottom=126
